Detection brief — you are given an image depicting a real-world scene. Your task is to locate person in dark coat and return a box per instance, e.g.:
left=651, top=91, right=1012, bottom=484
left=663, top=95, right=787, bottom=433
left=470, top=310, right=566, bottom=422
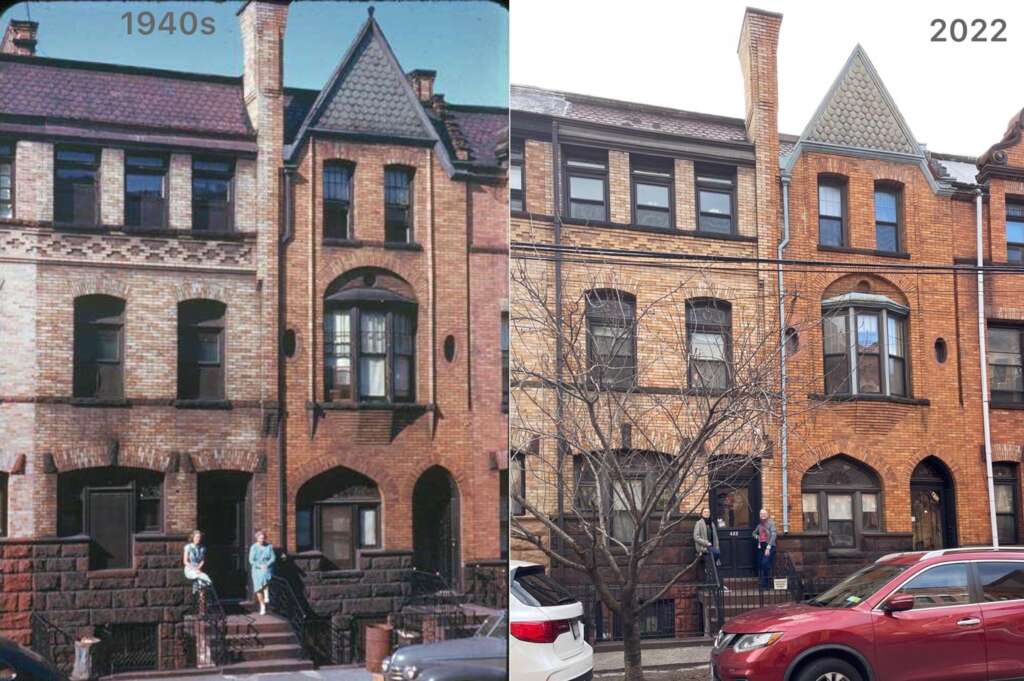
left=693, top=508, right=721, bottom=585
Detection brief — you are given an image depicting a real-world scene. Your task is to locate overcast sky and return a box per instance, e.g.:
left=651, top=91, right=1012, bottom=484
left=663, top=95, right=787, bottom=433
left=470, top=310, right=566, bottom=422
left=511, top=0, right=1024, bottom=157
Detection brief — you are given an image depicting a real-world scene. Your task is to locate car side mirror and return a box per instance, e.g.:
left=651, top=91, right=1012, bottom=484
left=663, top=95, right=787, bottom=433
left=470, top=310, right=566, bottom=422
left=883, top=594, right=915, bottom=613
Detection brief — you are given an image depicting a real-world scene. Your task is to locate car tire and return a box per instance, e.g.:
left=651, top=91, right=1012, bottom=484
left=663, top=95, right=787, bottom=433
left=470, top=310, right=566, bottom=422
left=794, top=656, right=864, bottom=681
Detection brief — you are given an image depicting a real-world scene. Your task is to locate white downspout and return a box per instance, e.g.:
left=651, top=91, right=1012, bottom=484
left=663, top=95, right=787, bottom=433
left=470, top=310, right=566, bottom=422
left=976, top=189, right=1000, bottom=547
left=778, top=176, right=791, bottom=533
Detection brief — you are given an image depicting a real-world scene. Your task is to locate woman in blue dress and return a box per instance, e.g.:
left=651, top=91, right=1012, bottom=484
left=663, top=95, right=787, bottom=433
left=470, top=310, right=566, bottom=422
left=248, top=529, right=275, bottom=615
left=183, top=529, right=213, bottom=594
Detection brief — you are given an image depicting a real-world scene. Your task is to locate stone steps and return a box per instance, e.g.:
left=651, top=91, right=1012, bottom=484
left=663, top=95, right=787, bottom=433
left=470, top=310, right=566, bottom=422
left=221, top=611, right=311, bottom=672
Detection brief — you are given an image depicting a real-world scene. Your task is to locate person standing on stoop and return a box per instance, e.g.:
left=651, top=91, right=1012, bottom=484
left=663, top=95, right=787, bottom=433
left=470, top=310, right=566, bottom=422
left=249, top=529, right=276, bottom=615
left=693, top=508, right=722, bottom=587
left=753, top=508, right=777, bottom=589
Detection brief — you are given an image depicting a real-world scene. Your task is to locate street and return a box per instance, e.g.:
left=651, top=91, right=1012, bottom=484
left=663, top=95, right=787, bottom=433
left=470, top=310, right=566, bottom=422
left=596, top=668, right=709, bottom=681
left=120, top=666, right=373, bottom=681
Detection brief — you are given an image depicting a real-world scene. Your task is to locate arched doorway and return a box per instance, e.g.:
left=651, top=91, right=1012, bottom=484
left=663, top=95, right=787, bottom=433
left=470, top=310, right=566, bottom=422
left=197, top=471, right=251, bottom=601
left=911, top=457, right=957, bottom=550
left=412, top=466, right=460, bottom=587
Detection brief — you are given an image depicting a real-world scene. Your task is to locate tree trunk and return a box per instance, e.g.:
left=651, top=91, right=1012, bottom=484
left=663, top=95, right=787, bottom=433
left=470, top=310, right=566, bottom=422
left=620, top=604, right=645, bottom=681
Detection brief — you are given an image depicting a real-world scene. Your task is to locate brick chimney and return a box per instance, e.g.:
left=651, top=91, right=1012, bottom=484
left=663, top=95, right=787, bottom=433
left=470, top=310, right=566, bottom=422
left=239, top=0, right=289, bottom=132
left=407, top=69, right=436, bottom=103
left=737, top=7, right=782, bottom=241
left=1, top=20, right=38, bottom=56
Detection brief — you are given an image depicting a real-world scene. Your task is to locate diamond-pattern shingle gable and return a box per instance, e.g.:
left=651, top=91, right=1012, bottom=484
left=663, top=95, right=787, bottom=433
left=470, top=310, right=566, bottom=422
left=306, top=18, right=434, bottom=141
left=800, top=46, right=921, bottom=157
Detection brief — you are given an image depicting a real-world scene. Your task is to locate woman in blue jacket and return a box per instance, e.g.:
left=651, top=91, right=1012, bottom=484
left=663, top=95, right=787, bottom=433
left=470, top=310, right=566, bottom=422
left=249, top=529, right=275, bottom=615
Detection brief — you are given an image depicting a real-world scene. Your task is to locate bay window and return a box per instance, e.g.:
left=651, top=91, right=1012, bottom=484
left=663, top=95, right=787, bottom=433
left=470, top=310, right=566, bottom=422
left=822, top=293, right=909, bottom=397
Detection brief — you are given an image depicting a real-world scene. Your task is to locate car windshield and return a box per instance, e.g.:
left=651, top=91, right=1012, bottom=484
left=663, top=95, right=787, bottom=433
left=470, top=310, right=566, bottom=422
left=512, top=566, right=577, bottom=607
left=807, top=562, right=908, bottom=608
left=476, top=610, right=508, bottom=639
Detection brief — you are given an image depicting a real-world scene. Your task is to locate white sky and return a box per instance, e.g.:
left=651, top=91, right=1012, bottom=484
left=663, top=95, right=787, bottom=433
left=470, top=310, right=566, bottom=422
left=511, top=0, right=1024, bottom=158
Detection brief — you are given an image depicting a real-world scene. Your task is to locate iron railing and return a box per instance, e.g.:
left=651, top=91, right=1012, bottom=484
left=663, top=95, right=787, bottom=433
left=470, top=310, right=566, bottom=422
left=30, top=613, right=76, bottom=677
left=390, top=569, right=490, bottom=648
left=698, top=551, right=806, bottom=635
left=463, top=562, right=508, bottom=609
left=268, top=575, right=346, bottom=665
left=565, top=583, right=680, bottom=643
left=93, top=622, right=160, bottom=675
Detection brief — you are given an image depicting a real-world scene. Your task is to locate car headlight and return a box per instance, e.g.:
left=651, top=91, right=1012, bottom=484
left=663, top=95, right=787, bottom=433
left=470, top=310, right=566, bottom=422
left=403, top=666, right=419, bottom=680
left=713, top=630, right=732, bottom=649
left=381, top=657, right=391, bottom=673
left=733, top=632, right=783, bottom=653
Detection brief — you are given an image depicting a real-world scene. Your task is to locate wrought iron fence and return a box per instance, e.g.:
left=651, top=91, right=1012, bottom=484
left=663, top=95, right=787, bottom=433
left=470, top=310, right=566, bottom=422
left=268, top=575, right=347, bottom=665
left=93, top=623, right=160, bottom=675
left=30, top=613, right=76, bottom=677
left=565, top=584, right=679, bottom=643
left=698, top=551, right=806, bottom=635
left=463, top=561, right=508, bottom=609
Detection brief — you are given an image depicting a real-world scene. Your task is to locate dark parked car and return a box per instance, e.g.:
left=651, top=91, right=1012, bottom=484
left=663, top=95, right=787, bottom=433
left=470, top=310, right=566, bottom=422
left=381, top=610, right=506, bottom=681
left=0, top=637, right=68, bottom=681
left=710, top=547, right=1024, bottom=681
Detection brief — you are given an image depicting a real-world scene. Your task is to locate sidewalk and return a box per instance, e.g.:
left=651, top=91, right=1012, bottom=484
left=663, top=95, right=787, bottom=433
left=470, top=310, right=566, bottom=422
left=594, top=639, right=711, bottom=674
left=114, top=665, right=373, bottom=681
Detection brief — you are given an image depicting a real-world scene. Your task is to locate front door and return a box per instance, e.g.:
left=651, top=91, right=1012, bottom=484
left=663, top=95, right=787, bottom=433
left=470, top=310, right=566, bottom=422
left=86, top=486, right=133, bottom=570
left=413, top=466, right=461, bottom=588
left=710, top=465, right=760, bottom=578
left=197, top=471, right=249, bottom=601
left=911, top=486, right=945, bottom=550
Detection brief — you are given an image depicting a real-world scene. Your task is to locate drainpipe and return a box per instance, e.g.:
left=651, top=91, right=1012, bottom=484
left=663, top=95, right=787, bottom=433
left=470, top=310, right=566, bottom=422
left=778, top=175, right=791, bottom=533
left=552, top=121, right=565, bottom=546
left=278, top=165, right=295, bottom=548
left=976, top=189, right=1000, bottom=547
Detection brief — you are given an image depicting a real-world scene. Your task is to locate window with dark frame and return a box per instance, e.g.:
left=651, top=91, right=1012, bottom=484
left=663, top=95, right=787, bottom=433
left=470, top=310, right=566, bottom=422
left=124, top=154, right=167, bottom=229
left=501, top=312, right=509, bottom=410
left=573, top=452, right=673, bottom=544
left=1007, top=201, right=1024, bottom=264
left=295, top=469, right=380, bottom=570
left=818, top=177, right=846, bottom=247
left=993, top=463, right=1019, bottom=545
left=695, top=165, right=735, bottom=234
left=988, top=325, right=1024, bottom=403
left=73, top=295, right=125, bottom=399
left=0, top=473, right=7, bottom=537
left=874, top=185, right=901, bottom=253
left=822, top=298, right=908, bottom=398
left=499, top=469, right=509, bottom=559
left=324, top=305, right=416, bottom=403
left=686, top=299, right=731, bottom=391
left=802, top=456, right=882, bottom=548
left=0, top=143, right=12, bottom=220
left=192, top=158, right=234, bottom=232
left=510, top=450, right=525, bottom=516
left=631, top=155, right=673, bottom=229
left=323, top=162, right=353, bottom=240
left=177, top=299, right=226, bottom=400
left=55, top=148, right=99, bottom=225
left=384, top=166, right=413, bottom=243
left=586, top=290, right=636, bottom=389
left=564, top=146, right=607, bottom=221
left=510, top=139, right=524, bottom=212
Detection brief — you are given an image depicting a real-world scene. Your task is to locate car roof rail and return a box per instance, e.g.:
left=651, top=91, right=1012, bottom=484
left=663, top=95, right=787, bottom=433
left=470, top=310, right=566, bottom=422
left=921, top=545, right=1024, bottom=560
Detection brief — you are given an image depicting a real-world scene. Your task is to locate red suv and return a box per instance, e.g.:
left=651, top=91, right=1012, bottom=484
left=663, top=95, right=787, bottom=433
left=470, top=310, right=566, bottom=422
left=710, top=547, right=1024, bottom=681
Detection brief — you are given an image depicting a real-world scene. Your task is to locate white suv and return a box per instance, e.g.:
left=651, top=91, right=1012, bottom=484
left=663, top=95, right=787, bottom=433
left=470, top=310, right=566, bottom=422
left=509, top=560, right=593, bottom=681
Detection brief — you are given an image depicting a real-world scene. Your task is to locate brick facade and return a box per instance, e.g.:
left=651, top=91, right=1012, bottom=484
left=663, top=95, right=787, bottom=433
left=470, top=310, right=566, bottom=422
left=0, top=1, right=507, bottom=662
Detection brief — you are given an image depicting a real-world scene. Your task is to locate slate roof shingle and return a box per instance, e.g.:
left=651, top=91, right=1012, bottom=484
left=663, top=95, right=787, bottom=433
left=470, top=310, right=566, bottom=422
left=0, top=55, right=253, bottom=137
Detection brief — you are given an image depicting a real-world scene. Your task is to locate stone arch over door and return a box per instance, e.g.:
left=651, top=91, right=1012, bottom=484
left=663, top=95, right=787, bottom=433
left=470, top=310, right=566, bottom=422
left=911, top=456, right=957, bottom=550
left=412, top=465, right=461, bottom=588
left=295, top=466, right=382, bottom=570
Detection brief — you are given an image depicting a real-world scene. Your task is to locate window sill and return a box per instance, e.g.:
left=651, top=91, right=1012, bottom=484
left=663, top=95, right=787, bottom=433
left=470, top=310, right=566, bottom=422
left=310, top=400, right=433, bottom=412
left=323, top=237, right=364, bottom=248
left=87, top=568, right=138, bottom=579
left=990, top=401, right=1024, bottom=410
left=382, top=241, right=423, bottom=251
left=49, top=222, right=254, bottom=242
left=69, top=397, right=130, bottom=408
left=817, top=244, right=911, bottom=259
left=173, top=399, right=232, bottom=410
left=808, top=393, right=929, bottom=407
left=558, top=216, right=757, bottom=242
left=679, top=229, right=757, bottom=243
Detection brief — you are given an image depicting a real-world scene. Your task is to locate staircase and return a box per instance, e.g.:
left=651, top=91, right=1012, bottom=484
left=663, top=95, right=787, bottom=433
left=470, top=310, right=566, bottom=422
left=220, top=609, right=315, bottom=675
left=699, top=576, right=800, bottom=635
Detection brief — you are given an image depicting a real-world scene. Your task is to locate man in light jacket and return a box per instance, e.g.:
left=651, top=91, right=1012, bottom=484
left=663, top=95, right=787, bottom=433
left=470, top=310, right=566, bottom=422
left=753, top=508, right=777, bottom=589
left=693, top=508, right=721, bottom=586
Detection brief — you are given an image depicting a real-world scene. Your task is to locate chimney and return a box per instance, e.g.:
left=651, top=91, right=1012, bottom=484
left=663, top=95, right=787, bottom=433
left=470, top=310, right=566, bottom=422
left=238, top=0, right=289, bottom=132
left=407, top=69, right=436, bottom=103
left=737, top=7, right=781, bottom=147
left=1, top=20, right=38, bottom=56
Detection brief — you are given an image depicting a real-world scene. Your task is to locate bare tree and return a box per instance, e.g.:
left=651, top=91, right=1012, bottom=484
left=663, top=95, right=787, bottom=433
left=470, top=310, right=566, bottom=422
left=509, top=242, right=831, bottom=681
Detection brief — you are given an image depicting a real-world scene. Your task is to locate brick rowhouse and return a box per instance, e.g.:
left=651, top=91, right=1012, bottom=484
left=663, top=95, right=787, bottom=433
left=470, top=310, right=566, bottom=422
left=510, top=6, right=1024, bottom=641
left=0, top=1, right=507, bottom=670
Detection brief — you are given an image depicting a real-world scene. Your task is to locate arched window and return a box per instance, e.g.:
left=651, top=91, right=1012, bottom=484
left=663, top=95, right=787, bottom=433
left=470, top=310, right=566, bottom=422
left=802, top=455, right=882, bottom=548
left=73, top=295, right=125, bottom=399
left=324, top=269, right=417, bottom=403
left=822, top=292, right=909, bottom=397
left=384, top=166, right=414, bottom=243
left=177, top=299, right=226, bottom=400
left=296, top=467, right=380, bottom=569
left=585, top=289, right=636, bottom=389
left=323, top=161, right=354, bottom=240
left=57, top=467, right=163, bottom=569
left=686, top=298, right=731, bottom=390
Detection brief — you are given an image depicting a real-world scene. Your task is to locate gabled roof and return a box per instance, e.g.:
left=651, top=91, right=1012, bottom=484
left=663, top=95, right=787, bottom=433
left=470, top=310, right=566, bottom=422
left=798, top=45, right=922, bottom=157
left=288, top=12, right=439, bottom=149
